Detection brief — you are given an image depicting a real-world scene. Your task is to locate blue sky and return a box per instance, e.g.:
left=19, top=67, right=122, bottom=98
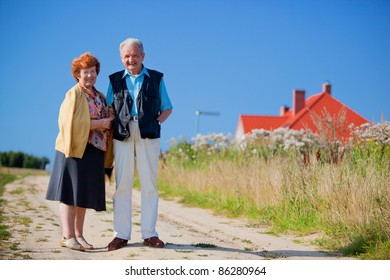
left=0, top=0, right=389, bottom=164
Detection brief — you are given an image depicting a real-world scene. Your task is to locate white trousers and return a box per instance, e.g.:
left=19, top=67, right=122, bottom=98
left=112, top=121, right=160, bottom=240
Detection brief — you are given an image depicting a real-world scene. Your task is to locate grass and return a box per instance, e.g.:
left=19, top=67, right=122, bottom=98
left=0, top=172, right=17, bottom=242
left=0, top=167, right=48, bottom=258
left=158, top=148, right=390, bottom=259
left=18, top=216, right=33, bottom=226
left=193, top=243, right=217, bottom=248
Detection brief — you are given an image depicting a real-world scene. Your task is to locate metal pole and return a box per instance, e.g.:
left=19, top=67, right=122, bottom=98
left=196, top=110, right=200, bottom=134
left=195, top=110, right=220, bottom=135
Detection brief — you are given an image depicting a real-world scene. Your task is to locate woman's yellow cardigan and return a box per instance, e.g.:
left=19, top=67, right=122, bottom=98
left=55, top=84, right=114, bottom=168
left=55, top=84, right=91, bottom=158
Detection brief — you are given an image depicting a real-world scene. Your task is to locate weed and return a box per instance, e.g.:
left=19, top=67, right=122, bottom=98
left=192, top=243, right=217, bottom=248
left=9, top=187, right=24, bottom=195
left=19, top=217, right=33, bottom=227
left=9, top=242, right=19, bottom=250
left=36, top=237, right=48, bottom=242
left=175, top=249, right=194, bottom=253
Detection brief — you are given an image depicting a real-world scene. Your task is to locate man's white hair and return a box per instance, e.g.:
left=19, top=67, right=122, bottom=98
left=119, top=38, right=144, bottom=54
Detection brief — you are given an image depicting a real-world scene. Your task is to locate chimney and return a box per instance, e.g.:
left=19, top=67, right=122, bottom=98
left=280, top=106, right=289, bottom=116
left=293, top=89, right=305, bottom=116
left=323, top=82, right=331, bottom=94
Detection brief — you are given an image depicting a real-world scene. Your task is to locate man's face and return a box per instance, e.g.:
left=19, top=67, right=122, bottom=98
left=120, top=44, right=145, bottom=75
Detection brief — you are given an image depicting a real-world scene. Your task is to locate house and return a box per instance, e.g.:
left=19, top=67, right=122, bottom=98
left=235, top=83, right=370, bottom=141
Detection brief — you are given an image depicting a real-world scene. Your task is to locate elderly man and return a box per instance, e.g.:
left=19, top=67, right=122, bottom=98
left=106, top=38, right=173, bottom=251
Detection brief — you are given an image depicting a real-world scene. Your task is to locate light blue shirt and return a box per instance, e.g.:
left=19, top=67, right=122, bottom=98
left=106, top=67, right=173, bottom=116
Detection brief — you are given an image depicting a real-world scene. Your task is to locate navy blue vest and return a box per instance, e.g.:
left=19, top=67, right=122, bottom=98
left=109, top=68, right=163, bottom=140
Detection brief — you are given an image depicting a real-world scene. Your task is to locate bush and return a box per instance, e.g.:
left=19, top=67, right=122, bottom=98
left=0, top=151, right=49, bottom=170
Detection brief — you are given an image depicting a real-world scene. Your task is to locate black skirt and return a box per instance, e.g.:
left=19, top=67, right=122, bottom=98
left=46, top=143, right=106, bottom=211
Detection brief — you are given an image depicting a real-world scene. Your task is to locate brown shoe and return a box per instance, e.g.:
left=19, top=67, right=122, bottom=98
left=143, top=237, right=165, bottom=248
left=108, top=237, right=128, bottom=251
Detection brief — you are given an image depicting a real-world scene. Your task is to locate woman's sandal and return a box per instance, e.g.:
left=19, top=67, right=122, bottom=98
left=77, top=236, right=94, bottom=250
left=60, top=237, right=85, bottom=251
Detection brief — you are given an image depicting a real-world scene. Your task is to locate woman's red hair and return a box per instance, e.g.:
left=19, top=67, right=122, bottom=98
left=71, top=52, right=100, bottom=82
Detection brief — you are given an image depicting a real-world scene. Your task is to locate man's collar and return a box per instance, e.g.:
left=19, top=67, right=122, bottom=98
left=122, top=65, right=149, bottom=78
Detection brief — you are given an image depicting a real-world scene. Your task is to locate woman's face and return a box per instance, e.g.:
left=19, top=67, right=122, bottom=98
left=78, top=66, right=97, bottom=89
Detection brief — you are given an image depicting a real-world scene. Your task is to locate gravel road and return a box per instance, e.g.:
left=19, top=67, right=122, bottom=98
left=1, top=175, right=351, bottom=260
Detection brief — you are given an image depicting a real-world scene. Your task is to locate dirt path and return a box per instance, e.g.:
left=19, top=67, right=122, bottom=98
left=1, top=175, right=352, bottom=260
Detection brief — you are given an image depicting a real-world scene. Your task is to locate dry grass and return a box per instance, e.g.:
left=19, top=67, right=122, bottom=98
left=159, top=157, right=284, bottom=209
left=158, top=152, right=390, bottom=258
left=0, top=167, right=49, bottom=177
left=159, top=156, right=389, bottom=227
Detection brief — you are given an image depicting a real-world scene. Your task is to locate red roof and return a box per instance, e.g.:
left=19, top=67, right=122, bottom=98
left=236, top=84, right=370, bottom=140
left=238, top=115, right=288, bottom=132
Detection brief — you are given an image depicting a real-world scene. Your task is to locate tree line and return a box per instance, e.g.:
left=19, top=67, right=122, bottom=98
left=0, top=151, right=50, bottom=170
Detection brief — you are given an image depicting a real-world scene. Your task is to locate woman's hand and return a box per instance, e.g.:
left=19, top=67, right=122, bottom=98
left=90, top=118, right=111, bottom=130
left=100, top=118, right=112, bottom=129
left=107, top=105, right=115, bottom=121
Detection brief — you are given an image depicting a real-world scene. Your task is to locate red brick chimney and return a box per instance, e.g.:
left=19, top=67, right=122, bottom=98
left=280, top=106, right=289, bottom=116
left=293, top=90, right=305, bottom=116
left=323, top=82, right=331, bottom=94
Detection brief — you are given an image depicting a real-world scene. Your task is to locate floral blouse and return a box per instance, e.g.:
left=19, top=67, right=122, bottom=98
left=80, top=84, right=108, bottom=151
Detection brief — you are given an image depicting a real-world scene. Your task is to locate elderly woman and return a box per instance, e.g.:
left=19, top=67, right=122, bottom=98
left=46, top=52, right=113, bottom=251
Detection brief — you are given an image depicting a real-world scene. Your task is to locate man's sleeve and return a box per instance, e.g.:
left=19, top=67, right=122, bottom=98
left=159, top=78, right=173, bottom=111
left=106, top=82, right=114, bottom=105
